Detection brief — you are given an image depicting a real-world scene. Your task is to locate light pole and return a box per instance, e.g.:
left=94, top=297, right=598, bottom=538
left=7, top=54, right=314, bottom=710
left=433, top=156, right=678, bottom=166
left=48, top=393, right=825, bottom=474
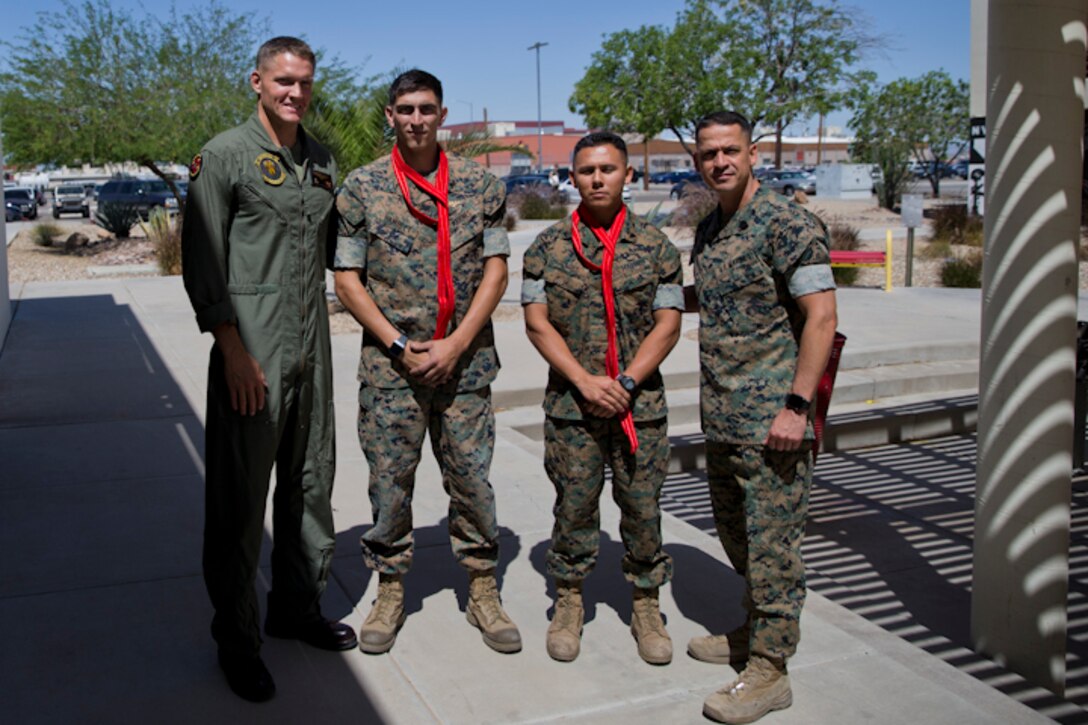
left=527, top=41, right=548, bottom=173
left=456, top=100, right=474, bottom=125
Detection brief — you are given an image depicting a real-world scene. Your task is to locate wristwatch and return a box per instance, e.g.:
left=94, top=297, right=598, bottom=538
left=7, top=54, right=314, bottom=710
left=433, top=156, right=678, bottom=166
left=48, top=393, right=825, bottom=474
left=785, top=393, right=810, bottom=414
left=388, top=333, right=408, bottom=359
left=617, top=374, right=637, bottom=393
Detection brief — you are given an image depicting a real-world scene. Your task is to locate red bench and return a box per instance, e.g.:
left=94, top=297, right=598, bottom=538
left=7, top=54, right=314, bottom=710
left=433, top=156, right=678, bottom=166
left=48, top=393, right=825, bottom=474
left=830, top=233, right=893, bottom=291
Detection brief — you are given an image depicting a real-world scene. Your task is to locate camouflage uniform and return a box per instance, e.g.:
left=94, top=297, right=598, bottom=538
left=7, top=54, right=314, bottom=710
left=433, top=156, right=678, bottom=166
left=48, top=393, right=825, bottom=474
left=334, top=153, right=509, bottom=575
left=691, top=186, right=834, bottom=661
left=182, top=113, right=338, bottom=657
left=522, top=212, right=683, bottom=588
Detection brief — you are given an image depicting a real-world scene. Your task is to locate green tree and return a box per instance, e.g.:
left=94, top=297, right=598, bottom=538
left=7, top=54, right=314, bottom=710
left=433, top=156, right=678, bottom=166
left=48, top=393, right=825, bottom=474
left=722, top=0, right=876, bottom=166
left=0, top=0, right=268, bottom=210
left=570, top=0, right=876, bottom=164
left=907, top=71, right=970, bottom=198
left=848, top=72, right=917, bottom=210
left=849, top=70, right=969, bottom=208
left=569, top=25, right=674, bottom=188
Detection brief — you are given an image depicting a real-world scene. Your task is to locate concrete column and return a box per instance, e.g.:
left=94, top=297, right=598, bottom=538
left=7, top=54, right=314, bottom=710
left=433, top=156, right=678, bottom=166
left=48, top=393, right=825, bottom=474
left=972, top=0, right=1086, bottom=695
left=0, top=129, right=10, bottom=352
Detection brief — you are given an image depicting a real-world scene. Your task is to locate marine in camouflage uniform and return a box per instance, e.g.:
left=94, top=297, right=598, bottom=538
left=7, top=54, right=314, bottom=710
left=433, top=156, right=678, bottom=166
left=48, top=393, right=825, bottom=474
left=333, top=69, right=520, bottom=655
left=689, top=111, right=837, bottom=724
left=335, top=151, right=507, bottom=573
left=522, top=212, right=682, bottom=588
left=523, top=132, right=683, bottom=664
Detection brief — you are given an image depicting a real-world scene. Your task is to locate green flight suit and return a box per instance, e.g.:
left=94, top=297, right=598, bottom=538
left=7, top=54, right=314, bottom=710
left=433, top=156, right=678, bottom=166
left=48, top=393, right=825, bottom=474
left=181, top=113, right=338, bottom=658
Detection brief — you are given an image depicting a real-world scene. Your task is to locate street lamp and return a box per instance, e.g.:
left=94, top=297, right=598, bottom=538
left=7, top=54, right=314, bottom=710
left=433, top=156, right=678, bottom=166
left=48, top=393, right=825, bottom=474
left=527, top=41, right=548, bottom=173
left=456, top=100, right=474, bottom=125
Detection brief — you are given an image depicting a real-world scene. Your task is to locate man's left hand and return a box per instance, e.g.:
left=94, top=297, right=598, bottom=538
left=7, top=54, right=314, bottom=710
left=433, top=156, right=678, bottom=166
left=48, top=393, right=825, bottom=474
left=765, top=408, right=807, bottom=451
left=409, top=337, right=465, bottom=385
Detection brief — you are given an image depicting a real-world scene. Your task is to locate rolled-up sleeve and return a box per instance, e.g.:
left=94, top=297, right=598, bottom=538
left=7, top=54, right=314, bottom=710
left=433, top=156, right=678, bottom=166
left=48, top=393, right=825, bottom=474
left=481, top=172, right=510, bottom=258
left=653, top=236, right=685, bottom=311
left=788, top=264, right=836, bottom=297
left=334, top=173, right=369, bottom=269
left=181, top=149, right=236, bottom=333
left=520, top=236, right=547, bottom=306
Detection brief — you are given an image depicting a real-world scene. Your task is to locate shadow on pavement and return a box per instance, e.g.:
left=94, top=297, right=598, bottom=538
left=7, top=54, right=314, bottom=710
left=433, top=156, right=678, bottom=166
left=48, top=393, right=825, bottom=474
left=0, top=294, right=385, bottom=723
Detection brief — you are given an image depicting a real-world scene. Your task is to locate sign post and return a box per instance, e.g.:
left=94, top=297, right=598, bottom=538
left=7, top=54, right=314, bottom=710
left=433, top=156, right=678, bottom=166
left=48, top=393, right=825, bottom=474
left=900, top=193, right=924, bottom=287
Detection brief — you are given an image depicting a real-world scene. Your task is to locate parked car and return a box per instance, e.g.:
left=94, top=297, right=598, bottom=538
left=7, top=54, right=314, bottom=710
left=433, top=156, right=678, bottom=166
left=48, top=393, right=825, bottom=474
left=5, top=200, right=20, bottom=222
left=670, top=176, right=708, bottom=200
left=950, top=160, right=969, bottom=179
left=503, top=173, right=551, bottom=194
left=762, top=169, right=816, bottom=196
left=53, top=184, right=91, bottom=218
left=96, top=178, right=178, bottom=219
left=4, top=187, right=38, bottom=219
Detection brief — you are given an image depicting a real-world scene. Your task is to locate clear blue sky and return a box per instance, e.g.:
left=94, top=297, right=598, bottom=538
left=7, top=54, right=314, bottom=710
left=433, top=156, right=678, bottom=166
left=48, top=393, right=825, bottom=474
left=3, top=1, right=970, bottom=134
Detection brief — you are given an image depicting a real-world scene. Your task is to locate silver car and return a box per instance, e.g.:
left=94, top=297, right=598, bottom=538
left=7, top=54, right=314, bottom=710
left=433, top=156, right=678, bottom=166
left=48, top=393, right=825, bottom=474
left=762, top=169, right=816, bottom=196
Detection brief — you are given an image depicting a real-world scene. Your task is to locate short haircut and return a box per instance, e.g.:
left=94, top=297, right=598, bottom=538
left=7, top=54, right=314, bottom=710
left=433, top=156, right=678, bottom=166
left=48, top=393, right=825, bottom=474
left=572, top=131, right=628, bottom=164
left=388, top=69, right=443, bottom=105
left=256, top=36, right=315, bottom=70
left=695, top=111, right=753, bottom=143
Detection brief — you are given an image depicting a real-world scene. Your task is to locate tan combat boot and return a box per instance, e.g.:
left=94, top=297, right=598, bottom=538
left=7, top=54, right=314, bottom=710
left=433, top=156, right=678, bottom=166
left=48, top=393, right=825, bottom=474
left=466, top=571, right=522, bottom=653
left=630, top=587, right=672, bottom=665
left=687, top=625, right=750, bottom=665
left=703, top=654, right=792, bottom=724
left=546, top=581, right=584, bottom=662
left=358, top=573, right=406, bottom=654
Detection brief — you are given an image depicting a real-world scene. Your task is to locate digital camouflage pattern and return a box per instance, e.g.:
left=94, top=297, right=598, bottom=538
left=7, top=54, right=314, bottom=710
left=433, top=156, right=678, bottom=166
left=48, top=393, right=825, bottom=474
left=357, top=384, right=499, bottom=574
left=544, top=417, right=673, bottom=589
left=706, top=442, right=811, bottom=660
left=181, top=112, right=338, bottom=657
left=691, top=186, right=830, bottom=444
left=335, top=153, right=509, bottom=392
left=521, top=212, right=683, bottom=421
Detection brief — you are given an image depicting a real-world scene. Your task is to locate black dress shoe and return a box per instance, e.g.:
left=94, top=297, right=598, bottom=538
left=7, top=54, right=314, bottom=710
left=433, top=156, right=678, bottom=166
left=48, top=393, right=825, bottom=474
left=265, top=616, right=358, bottom=651
left=217, top=651, right=275, bottom=703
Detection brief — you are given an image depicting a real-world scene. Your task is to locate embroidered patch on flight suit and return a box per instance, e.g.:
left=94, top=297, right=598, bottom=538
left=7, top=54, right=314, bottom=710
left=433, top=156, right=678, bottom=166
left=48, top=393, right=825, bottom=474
left=312, top=170, right=333, bottom=192
left=255, top=153, right=286, bottom=186
left=189, top=154, right=203, bottom=180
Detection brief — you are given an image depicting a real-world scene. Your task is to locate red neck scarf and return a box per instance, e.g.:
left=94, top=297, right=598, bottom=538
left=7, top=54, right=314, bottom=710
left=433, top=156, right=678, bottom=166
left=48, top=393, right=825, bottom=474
left=570, top=204, right=638, bottom=454
left=391, top=144, right=454, bottom=339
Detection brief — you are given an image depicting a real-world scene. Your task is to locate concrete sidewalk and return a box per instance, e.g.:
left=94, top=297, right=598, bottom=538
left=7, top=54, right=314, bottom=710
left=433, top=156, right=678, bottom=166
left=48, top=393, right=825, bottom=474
left=0, top=276, right=1059, bottom=724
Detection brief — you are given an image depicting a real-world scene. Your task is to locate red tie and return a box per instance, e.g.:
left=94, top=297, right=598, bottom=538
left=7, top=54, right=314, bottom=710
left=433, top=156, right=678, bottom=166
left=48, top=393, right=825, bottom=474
left=570, top=205, right=638, bottom=454
left=391, top=145, right=454, bottom=339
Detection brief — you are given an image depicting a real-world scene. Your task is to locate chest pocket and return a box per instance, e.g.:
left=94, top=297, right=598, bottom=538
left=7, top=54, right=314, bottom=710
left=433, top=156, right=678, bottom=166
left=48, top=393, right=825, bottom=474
left=613, top=262, right=656, bottom=321
left=239, top=182, right=288, bottom=226
left=544, top=266, right=588, bottom=339
left=699, top=247, right=780, bottom=336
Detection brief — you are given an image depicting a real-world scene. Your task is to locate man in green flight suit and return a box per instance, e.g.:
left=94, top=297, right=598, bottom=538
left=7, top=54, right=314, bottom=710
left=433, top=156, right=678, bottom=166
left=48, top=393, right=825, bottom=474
left=683, top=111, right=837, bottom=724
left=182, top=36, right=356, bottom=704
left=333, top=69, right=521, bottom=655
left=521, top=132, right=683, bottom=665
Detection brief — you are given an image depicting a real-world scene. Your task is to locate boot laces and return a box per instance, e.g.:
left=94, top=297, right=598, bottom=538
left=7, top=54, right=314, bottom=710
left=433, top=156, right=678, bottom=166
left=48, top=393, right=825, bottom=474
left=371, top=581, right=402, bottom=623
left=553, top=592, right=581, bottom=629
left=471, top=578, right=507, bottom=624
left=634, top=597, right=666, bottom=635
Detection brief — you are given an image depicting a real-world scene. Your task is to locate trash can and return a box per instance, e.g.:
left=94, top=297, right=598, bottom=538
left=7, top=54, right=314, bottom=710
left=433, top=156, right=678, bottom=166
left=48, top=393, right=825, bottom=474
left=1075, top=322, right=1088, bottom=470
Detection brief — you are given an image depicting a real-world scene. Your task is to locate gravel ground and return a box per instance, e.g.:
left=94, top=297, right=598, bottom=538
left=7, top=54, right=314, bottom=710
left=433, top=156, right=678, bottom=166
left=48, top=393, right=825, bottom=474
left=8, top=199, right=1087, bottom=335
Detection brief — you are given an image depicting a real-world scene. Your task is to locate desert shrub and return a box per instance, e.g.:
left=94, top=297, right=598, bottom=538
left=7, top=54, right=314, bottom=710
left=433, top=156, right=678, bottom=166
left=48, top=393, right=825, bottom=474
left=503, top=213, right=517, bottom=231
left=931, top=204, right=983, bottom=246
left=143, top=207, right=181, bottom=275
left=919, top=240, right=953, bottom=260
left=941, top=249, right=983, bottom=288
left=671, top=184, right=717, bottom=228
left=96, top=202, right=140, bottom=239
left=828, top=221, right=860, bottom=286
left=31, top=222, right=63, bottom=247
left=508, top=186, right=566, bottom=220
